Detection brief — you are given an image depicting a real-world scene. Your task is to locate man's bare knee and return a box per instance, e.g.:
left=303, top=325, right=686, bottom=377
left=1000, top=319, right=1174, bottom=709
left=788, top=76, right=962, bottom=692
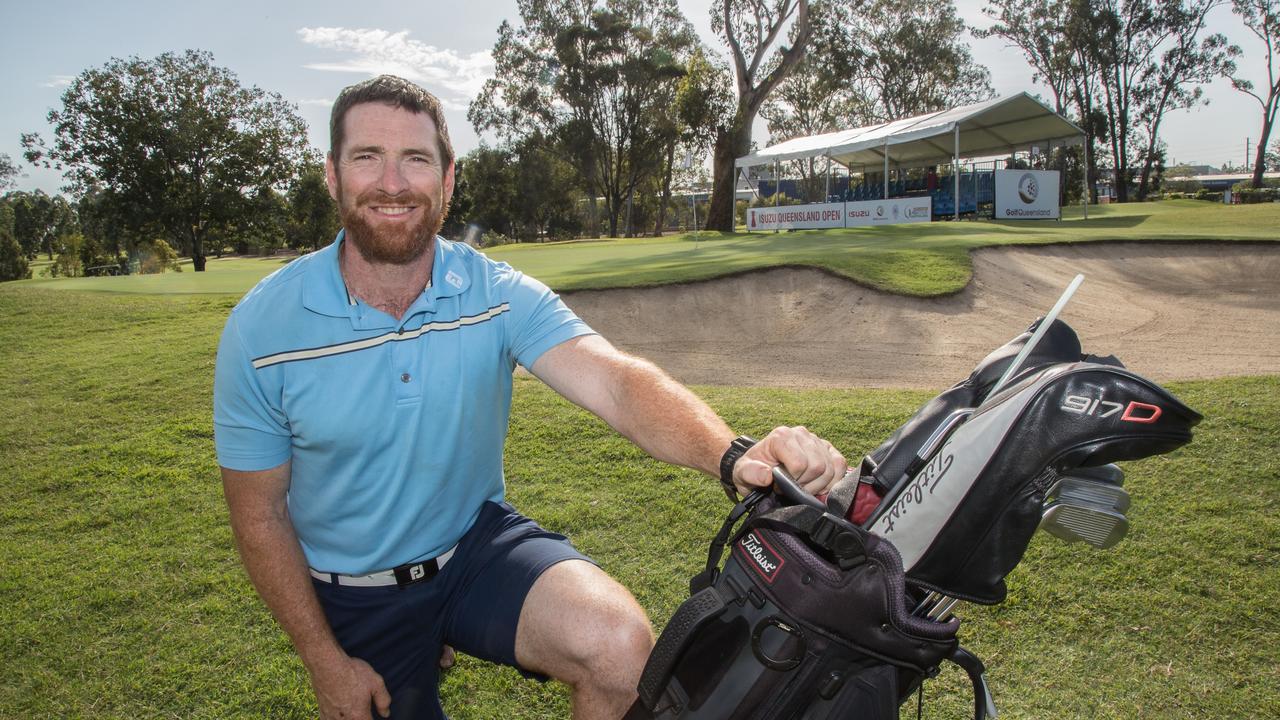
left=516, top=560, right=654, bottom=712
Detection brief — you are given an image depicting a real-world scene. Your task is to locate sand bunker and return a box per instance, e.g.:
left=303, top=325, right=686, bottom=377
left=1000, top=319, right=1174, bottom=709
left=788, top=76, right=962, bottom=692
left=559, top=242, right=1280, bottom=389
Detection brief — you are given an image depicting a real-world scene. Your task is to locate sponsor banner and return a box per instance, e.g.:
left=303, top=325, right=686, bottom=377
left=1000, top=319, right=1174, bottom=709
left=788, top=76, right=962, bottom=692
left=747, top=197, right=932, bottom=231
left=747, top=202, right=846, bottom=231
left=845, top=197, right=932, bottom=227
left=995, top=169, right=1060, bottom=220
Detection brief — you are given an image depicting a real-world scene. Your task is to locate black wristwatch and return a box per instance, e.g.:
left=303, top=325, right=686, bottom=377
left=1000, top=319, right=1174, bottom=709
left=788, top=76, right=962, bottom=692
left=719, top=435, right=756, bottom=501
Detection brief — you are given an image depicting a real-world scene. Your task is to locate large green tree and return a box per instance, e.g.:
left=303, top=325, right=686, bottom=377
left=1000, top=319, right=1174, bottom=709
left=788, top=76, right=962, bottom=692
left=470, top=0, right=696, bottom=237
left=22, top=50, right=310, bottom=270
left=979, top=0, right=1077, bottom=114
left=1231, top=0, right=1280, bottom=188
left=455, top=145, right=519, bottom=240
left=762, top=0, right=993, bottom=200
left=704, top=0, right=813, bottom=231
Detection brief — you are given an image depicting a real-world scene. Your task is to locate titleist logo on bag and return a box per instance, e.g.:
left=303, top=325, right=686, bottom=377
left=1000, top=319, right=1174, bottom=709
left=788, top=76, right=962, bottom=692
left=736, top=531, right=785, bottom=583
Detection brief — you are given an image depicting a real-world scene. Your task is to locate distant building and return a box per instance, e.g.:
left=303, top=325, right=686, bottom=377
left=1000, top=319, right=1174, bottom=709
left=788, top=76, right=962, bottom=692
left=1164, top=172, right=1280, bottom=191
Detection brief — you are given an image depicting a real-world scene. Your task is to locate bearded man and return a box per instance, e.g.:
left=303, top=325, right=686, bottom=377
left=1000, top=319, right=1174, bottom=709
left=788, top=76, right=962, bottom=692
left=214, top=75, right=846, bottom=720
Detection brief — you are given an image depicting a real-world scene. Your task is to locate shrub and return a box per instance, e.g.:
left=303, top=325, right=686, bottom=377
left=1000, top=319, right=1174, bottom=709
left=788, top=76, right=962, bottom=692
left=51, top=251, right=82, bottom=277
left=1231, top=187, right=1280, bottom=204
left=135, top=238, right=182, bottom=274
left=480, top=230, right=514, bottom=248
left=1163, top=178, right=1202, bottom=194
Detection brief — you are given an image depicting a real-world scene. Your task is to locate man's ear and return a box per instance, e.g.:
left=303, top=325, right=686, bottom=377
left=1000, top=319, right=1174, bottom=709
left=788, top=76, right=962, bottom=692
left=442, top=161, right=456, bottom=205
left=325, top=153, right=339, bottom=202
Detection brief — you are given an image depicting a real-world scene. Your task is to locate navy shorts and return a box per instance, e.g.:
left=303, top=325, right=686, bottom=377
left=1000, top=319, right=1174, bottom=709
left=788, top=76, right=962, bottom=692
left=312, top=500, right=595, bottom=719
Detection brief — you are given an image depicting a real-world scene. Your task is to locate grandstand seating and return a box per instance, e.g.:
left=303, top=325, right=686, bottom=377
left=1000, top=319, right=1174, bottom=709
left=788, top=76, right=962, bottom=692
left=761, top=169, right=998, bottom=219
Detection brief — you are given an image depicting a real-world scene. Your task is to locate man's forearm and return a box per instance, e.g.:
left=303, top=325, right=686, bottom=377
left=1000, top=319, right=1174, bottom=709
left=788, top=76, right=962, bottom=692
left=223, top=473, right=345, bottom=671
left=598, top=352, right=734, bottom=477
left=533, top=336, right=736, bottom=476
left=533, top=335, right=848, bottom=497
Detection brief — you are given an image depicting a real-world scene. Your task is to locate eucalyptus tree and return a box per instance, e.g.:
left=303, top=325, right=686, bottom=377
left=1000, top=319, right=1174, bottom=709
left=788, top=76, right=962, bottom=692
left=823, top=0, right=993, bottom=123
left=1231, top=0, right=1280, bottom=187
left=470, top=0, right=697, bottom=237
left=1084, top=0, right=1236, bottom=201
left=703, top=0, right=814, bottom=231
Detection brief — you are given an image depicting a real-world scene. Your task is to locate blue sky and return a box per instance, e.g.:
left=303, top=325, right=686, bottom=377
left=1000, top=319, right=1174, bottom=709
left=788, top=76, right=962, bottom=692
left=1, top=0, right=1265, bottom=195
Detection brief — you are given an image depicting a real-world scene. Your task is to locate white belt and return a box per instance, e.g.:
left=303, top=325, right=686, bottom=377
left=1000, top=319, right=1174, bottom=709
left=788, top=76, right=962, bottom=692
left=310, top=544, right=458, bottom=587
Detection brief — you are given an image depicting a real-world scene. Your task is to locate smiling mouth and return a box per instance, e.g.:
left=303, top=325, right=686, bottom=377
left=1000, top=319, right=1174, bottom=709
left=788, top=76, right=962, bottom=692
left=371, top=206, right=416, bottom=216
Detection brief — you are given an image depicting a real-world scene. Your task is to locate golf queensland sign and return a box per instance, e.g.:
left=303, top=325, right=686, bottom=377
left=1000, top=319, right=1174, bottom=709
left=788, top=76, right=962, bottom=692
left=747, top=197, right=931, bottom=231
left=995, top=169, right=1060, bottom=220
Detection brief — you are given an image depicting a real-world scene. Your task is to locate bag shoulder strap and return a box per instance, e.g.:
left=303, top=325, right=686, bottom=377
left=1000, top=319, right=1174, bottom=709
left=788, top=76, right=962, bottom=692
left=634, top=584, right=729, bottom=711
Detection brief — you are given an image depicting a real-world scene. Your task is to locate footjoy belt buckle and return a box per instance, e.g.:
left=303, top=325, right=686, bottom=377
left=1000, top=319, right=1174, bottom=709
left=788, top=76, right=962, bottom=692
left=392, top=559, right=439, bottom=586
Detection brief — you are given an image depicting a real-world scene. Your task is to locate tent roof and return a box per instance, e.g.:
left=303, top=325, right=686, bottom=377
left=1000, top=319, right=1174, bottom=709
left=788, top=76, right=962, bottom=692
left=736, top=93, right=1084, bottom=169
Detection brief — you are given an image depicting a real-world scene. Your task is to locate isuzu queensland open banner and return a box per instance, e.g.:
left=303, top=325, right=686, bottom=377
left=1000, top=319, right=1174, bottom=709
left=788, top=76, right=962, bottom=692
left=995, top=169, right=1060, bottom=219
left=747, top=196, right=932, bottom=231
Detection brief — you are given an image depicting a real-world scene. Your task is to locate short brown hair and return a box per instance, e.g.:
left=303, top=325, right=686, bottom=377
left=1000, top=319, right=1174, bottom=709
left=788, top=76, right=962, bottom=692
left=329, top=75, right=454, bottom=168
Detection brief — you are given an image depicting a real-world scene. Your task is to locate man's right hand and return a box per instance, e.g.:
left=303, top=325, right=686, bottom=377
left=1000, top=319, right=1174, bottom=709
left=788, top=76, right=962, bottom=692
left=310, top=654, right=392, bottom=720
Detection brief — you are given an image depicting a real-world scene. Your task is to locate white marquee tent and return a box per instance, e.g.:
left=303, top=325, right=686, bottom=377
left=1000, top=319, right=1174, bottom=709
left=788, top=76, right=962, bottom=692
left=735, top=93, right=1088, bottom=219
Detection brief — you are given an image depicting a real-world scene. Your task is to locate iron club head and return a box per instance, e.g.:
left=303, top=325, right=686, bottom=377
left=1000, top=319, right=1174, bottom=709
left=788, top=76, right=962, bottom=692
left=1040, top=500, right=1129, bottom=549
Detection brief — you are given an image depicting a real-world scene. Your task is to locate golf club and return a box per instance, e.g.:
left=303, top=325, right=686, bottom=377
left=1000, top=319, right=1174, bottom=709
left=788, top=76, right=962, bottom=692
left=1039, top=500, right=1129, bottom=549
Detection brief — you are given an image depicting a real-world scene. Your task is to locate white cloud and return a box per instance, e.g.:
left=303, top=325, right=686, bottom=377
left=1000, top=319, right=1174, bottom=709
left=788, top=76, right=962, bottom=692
left=296, top=97, right=334, bottom=107
left=297, top=27, right=493, bottom=110
left=42, top=75, right=75, bottom=88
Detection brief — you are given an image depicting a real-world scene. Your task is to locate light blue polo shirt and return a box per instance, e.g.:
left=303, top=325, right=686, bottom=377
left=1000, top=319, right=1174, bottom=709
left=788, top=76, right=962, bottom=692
left=213, top=232, right=594, bottom=574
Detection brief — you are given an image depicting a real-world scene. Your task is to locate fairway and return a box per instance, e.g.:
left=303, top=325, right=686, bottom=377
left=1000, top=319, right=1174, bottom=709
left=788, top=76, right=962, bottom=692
left=1, top=198, right=1278, bottom=719
left=16, top=255, right=295, bottom=295
left=14, top=200, right=1280, bottom=296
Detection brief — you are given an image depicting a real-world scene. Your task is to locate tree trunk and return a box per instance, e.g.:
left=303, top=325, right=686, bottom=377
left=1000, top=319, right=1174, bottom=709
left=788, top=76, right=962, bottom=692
left=1136, top=152, right=1153, bottom=201
left=605, top=195, right=620, bottom=238
left=1253, top=119, right=1274, bottom=189
left=653, top=144, right=675, bottom=237
left=705, top=121, right=750, bottom=231
left=192, top=229, right=207, bottom=271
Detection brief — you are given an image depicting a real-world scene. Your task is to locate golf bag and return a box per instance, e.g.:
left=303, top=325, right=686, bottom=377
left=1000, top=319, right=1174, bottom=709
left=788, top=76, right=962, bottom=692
left=624, top=476, right=971, bottom=720
left=628, top=319, right=1201, bottom=719
left=857, top=319, right=1202, bottom=604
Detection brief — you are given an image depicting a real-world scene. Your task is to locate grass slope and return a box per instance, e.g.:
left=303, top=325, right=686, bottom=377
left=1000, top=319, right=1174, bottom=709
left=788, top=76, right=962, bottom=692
left=14, top=200, right=1280, bottom=297
left=1, top=286, right=1275, bottom=718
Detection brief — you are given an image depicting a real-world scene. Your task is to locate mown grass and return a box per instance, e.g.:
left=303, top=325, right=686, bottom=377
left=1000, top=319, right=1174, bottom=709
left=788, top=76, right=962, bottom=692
left=15, top=200, right=1280, bottom=297
left=17, top=255, right=293, bottom=295
left=490, top=200, right=1280, bottom=294
left=1, top=285, right=1275, bottom=718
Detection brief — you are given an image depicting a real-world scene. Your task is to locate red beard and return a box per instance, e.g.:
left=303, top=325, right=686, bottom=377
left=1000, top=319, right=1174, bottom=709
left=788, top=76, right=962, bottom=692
left=338, top=185, right=450, bottom=265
